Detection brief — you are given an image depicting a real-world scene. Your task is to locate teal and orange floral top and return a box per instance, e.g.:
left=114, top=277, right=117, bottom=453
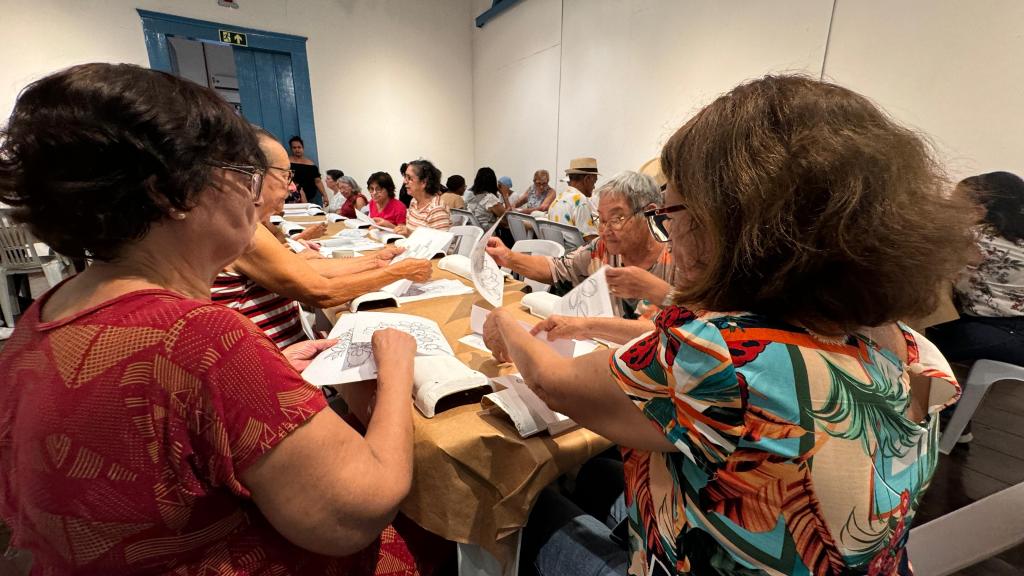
left=610, top=307, right=959, bottom=576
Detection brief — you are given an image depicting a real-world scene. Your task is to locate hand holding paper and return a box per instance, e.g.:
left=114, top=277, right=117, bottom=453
left=470, top=216, right=506, bottom=307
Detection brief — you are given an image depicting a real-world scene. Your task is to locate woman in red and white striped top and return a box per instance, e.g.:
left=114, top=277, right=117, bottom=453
left=395, top=159, right=450, bottom=235
left=211, top=271, right=306, bottom=348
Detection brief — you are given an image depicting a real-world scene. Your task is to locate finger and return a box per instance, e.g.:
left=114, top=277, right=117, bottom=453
left=308, top=338, right=340, bottom=352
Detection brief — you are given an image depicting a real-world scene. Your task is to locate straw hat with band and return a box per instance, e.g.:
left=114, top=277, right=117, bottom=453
left=565, top=157, right=600, bottom=176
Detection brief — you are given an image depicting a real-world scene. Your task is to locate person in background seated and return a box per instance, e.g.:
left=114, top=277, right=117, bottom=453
left=368, top=171, right=408, bottom=228
left=487, top=171, right=674, bottom=332
left=440, top=174, right=466, bottom=210
left=394, top=159, right=450, bottom=236
left=287, top=135, right=326, bottom=206
left=484, top=75, right=973, bottom=576
left=0, top=62, right=448, bottom=575
left=498, top=175, right=515, bottom=207
left=214, top=132, right=432, bottom=348
left=927, top=171, right=1024, bottom=444
left=467, top=167, right=510, bottom=229
left=335, top=175, right=368, bottom=219
left=513, top=169, right=557, bottom=213
left=323, top=169, right=345, bottom=213
left=548, top=157, right=600, bottom=240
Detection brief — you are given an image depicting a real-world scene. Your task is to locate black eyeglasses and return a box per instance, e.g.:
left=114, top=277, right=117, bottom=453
left=643, top=203, right=686, bottom=242
left=267, top=166, right=295, bottom=185
left=210, top=163, right=264, bottom=204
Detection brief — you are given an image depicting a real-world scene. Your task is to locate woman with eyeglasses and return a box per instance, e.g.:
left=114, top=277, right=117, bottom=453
left=0, top=64, right=446, bottom=575
left=486, top=171, right=675, bottom=336
left=483, top=76, right=973, bottom=575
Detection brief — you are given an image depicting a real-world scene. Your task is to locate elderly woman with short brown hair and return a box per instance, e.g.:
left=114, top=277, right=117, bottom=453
left=485, top=75, right=975, bottom=575
left=0, top=63, right=443, bottom=575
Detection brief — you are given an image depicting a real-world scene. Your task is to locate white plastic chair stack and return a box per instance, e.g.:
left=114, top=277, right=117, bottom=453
left=0, top=210, right=70, bottom=327
left=505, top=212, right=538, bottom=243
left=536, top=220, right=585, bottom=253
left=939, top=359, right=1024, bottom=454
left=511, top=239, right=564, bottom=293
left=448, top=226, right=484, bottom=258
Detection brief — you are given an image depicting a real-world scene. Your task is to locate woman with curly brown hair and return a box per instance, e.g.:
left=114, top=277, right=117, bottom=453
left=484, top=75, right=975, bottom=575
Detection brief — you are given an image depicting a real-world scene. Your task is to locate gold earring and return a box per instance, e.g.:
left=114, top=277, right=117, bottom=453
left=171, top=211, right=187, bottom=220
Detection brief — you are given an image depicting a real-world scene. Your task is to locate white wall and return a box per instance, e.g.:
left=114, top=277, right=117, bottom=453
left=0, top=0, right=476, bottom=186
left=823, top=0, right=1024, bottom=181
left=472, top=0, right=1023, bottom=188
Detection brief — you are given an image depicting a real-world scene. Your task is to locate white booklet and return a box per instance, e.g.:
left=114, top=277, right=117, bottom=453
left=481, top=373, right=576, bottom=437
left=556, top=265, right=614, bottom=318
left=457, top=305, right=597, bottom=358
left=301, top=312, right=490, bottom=418
left=349, top=278, right=474, bottom=312
left=469, top=216, right=505, bottom=307
left=368, top=227, right=405, bottom=244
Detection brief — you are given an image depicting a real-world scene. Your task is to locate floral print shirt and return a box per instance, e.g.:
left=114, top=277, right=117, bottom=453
left=546, top=186, right=598, bottom=237
left=955, top=229, right=1024, bottom=317
left=610, top=307, right=960, bottom=575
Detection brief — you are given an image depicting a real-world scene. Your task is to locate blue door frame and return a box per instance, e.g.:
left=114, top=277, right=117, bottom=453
left=138, top=9, right=320, bottom=162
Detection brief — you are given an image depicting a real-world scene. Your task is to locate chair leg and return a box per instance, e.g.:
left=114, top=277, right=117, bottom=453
left=0, top=276, right=16, bottom=328
left=939, top=369, right=995, bottom=455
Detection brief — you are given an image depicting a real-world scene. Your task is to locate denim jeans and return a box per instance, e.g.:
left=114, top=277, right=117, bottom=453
left=522, top=488, right=628, bottom=576
left=926, top=315, right=1024, bottom=366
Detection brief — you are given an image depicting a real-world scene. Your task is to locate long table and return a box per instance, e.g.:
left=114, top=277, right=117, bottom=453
left=302, top=219, right=613, bottom=571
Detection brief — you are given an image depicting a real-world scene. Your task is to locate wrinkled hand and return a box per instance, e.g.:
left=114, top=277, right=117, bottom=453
left=293, top=222, right=328, bottom=241
left=392, top=258, right=433, bottom=283
left=483, top=308, right=513, bottom=364
left=372, top=217, right=394, bottom=228
left=371, top=328, right=416, bottom=386
left=529, top=314, right=589, bottom=341
left=393, top=225, right=411, bottom=237
left=297, top=238, right=322, bottom=251
left=605, top=266, right=669, bottom=302
left=282, top=338, right=338, bottom=371
left=376, top=245, right=405, bottom=265
left=484, top=237, right=512, bottom=267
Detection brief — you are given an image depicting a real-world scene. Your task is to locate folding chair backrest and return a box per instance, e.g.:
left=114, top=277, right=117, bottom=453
left=0, top=211, right=45, bottom=269
left=536, top=220, right=585, bottom=252
left=451, top=208, right=480, bottom=227
left=505, top=212, right=537, bottom=243
left=448, top=225, right=484, bottom=257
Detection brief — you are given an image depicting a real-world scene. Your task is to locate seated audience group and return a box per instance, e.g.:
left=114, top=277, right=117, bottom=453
left=0, top=61, right=1015, bottom=576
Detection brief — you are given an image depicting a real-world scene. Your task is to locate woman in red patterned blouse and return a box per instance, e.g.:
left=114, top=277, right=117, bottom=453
left=0, top=63, right=443, bottom=575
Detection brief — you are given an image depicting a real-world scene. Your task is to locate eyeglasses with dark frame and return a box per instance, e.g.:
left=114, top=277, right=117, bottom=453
left=267, top=166, right=295, bottom=185
left=591, top=209, right=641, bottom=232
left=209, top=162, right=265, bottom=204
left=643, top=203, right=686, bottom=242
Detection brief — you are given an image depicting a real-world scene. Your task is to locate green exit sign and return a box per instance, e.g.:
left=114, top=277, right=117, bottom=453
left=218, top=29, right=247, bottom=47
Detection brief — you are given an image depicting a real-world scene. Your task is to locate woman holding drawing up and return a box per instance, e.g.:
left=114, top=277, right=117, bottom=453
left=484, top=75, right=972, bottom=575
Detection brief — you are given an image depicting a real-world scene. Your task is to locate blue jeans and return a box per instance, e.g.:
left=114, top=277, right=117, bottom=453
left=522, top=488, right=628, bottom=576
left=926, top=315, right=1024, bottom=366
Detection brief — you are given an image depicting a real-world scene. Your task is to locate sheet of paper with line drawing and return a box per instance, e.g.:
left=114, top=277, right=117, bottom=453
left=470, top=215, right=505, bottom=307
left=349, top=312, right=454, bottom=356
left=555, top=265, right=613, bottom=318
left=301, top=314, right=364, bottom=386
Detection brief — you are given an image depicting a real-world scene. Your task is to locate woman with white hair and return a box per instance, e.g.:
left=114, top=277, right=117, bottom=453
left=333, top=174, right=368, bottom=218
left=486, top=170, right=675, bottom=342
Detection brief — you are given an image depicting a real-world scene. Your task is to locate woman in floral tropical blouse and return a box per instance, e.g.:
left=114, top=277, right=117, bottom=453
left=483, top=75, right=975, bottom=575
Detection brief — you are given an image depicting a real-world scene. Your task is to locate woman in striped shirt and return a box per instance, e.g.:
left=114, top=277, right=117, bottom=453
left=394, top=159, right=451, bottom=236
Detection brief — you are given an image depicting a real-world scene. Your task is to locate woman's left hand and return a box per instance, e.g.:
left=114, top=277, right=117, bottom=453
left=282, top=338, right=338, bottom=371
left=375, top=245, right=405, bottom=266
left=605, top=266, right=670, bottom=302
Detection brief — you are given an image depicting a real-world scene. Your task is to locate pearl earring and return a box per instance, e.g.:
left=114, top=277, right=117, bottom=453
left=171, top=211, right=187, bottom=220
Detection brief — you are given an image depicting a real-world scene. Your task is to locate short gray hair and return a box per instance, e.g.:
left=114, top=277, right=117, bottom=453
left=595, top=171, right=661, bottom=213
left=338, top=175, right=361, bottom=194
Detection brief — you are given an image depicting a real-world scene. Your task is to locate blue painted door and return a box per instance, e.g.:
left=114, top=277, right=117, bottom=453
left=234, top=48, right=300, bottom=150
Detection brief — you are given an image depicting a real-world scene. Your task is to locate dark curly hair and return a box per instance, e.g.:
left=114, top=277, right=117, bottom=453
left=0, top=63, right=266, bottom=261
left=662, top=75, right=977, bottom=332
left=959, top=171, right=1024, bottom=242
left=407, top=159, right=442, bottom=195
left=367, top=171, right=396, bottom=197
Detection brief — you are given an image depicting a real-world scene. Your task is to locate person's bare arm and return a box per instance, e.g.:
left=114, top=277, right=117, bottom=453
left=531, top=314, right=655, bottom=345
left=537, top=189, right=556, bottom=212
left=484, top=308, right=675, bottom=452
left=243, top=329, right=415, bottom=556
left=230, top=226, right=431, bottom=308
left=304, top=246, right=407, bottom=279
left=484, top=237, right=555, bottom=284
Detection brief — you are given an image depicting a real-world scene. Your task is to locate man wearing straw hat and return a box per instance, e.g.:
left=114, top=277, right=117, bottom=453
left=547, top=157, right=601, bottom=239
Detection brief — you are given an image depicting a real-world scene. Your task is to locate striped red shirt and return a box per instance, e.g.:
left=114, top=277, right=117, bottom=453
left=211, top=271, right=305, bottom=348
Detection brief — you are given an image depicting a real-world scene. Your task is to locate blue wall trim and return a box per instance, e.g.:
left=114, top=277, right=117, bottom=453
left=475, top=0, right=524, bottom=28
left=137, top=9, right=319, bottom=162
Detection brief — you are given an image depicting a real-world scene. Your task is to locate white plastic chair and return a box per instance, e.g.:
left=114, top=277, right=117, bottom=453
left=448, top=225, right=483, bottom=258
left=505, top=212, right=538, bottom=243
left=451, top=208, right=481, bottom=228
left=536, top=220, right=585, bottom=252
left=906, top=481, right=1024, bottom=575
left=939, top=359, right=1024, bottom=454
left=511, top=239, right=564, bottom=293
left=0, top=210, right=70, bottom=327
